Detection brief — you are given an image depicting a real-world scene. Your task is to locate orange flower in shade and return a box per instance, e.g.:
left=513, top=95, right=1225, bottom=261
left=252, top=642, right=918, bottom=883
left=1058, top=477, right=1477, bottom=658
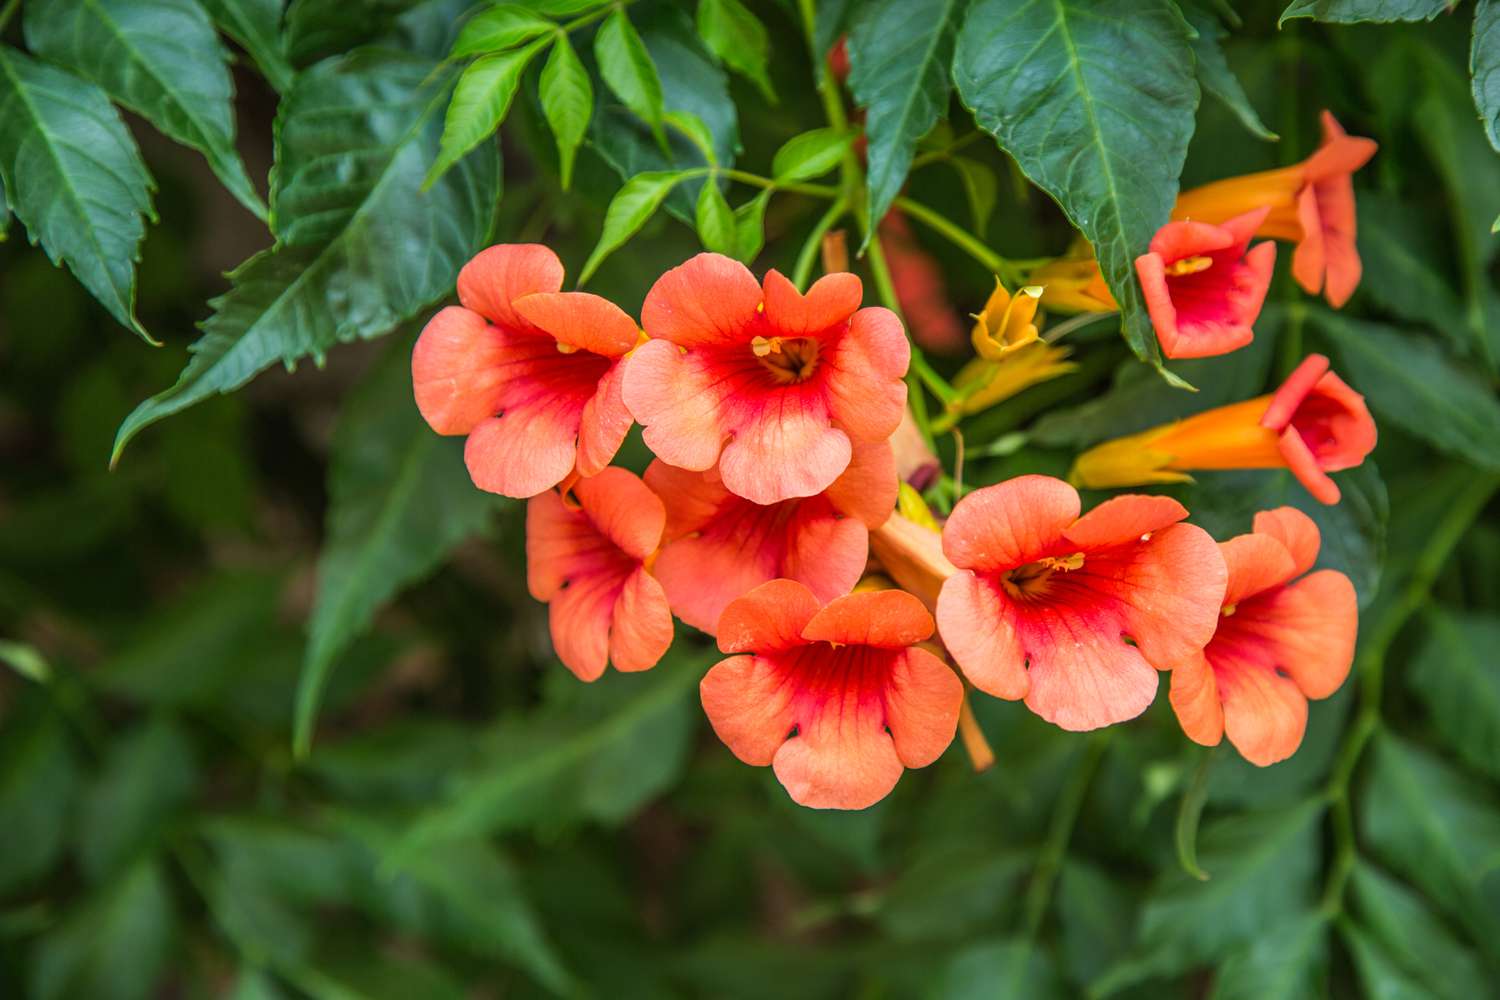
left=526, top=468, right=673, bottom=682
left=879, top=212, right=968, bottom=354
left=1135, top=209, right=1277, bottom=359
left=701, top=579, right=964, bottom=809
left=935, top=476, right=1226, bottom=731
left=970, top=279, right=1043, bottom=359
left=643, top=442, right=898, bottom=634
left=623, top=254, right=909, bottom=505
left=1170, top=507, right=1356, bottom=765
left=1173, top=111, right=1377, bottom=308
left=1070, top=354, right=1377, bottom=505
left=413, top=245, right=638, bottom=498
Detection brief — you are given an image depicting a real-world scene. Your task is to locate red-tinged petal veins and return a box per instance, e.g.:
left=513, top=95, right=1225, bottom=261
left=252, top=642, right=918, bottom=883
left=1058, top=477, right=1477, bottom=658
left=623, top=339, right=732, bottom=473
left=574, top=360, right=632, bottom=478
left=801, top=589, right=934, bottom=648
left=936, top=571, right=1030, bottom=701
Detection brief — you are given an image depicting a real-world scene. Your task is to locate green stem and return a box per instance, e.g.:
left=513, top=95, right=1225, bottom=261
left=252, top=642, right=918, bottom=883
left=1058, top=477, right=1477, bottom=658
left=1023, top=733, right=1108, bottom=938
left=1320, top=472, right=1500, bottom=914
left=792, top=196, right=850, bottom=290
left=720, top=169, right=838, bottom=200
left=0, top=0, right=19, bottom=33
left=908, top=131, right=985, bottom=170
left=1043, top=310, right=1116, bottom=344
left=893, top=195, right=1019, bottom=283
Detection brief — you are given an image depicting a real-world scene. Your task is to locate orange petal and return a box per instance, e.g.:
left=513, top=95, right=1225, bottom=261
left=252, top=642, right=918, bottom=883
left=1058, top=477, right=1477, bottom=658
left=700, top=654, right=799, bottom=765
left=465, top=405, right=579, bottom=498
left=770, top=689, right=904, bottom=810
left=547, top=568, right=616, bottom=681
left=1094, top=522, right=1228, bottom=670
left=717, top=578, right=822, bottom=654
left=609, top=567, right=674, bottom=672
left=573, top=467, right=665, bottom=561
left=641, top=252, right=763, bottom=347
left=823, top=306, right=910, bottom=443
left=824, top=440, right=899, bottom=529
left=1216, top=654, right=1308, bottom=766
left=411, top=306, right=508, bottom=435
left=1220, top=533, right=1298, bottom=607
left=762, top=269, right=863, bottom=339
left=801, top=589, right=934, bottom=648
left=623, top=339, right=731, bottom=473
left=1236, top=569, right=1357, bottom=700
left=942, top=475, right=1080, bottom=572
left=456, top=244, right=564, bottom=330
left=935, top=571, right=1029, bottom=700
left=718, top=395, right=852, bottom=504
left=574, top=360, right=633, bottom=479
left=1252, top=506, right=1321, bottom=578
left=1064, top=494, right=1187, bottom=550
left=1020, top=601, right=1161, bottom=731
left=1169, top=651, right=1225, bottom=747
left=513, top=291, right=640, bottom=357
left=884, top=647, right=964, bottom=767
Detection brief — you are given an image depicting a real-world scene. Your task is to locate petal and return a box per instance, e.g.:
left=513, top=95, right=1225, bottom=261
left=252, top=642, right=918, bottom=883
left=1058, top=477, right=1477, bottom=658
left=645, top=460, right=732, bottom=538
left=1169, top=651, right=1225, bottom=748
left=411, top=307, right=508, bottom=435
left=641, top=252, right=763, bottom=347
left=609, top=568, right=674, bottom=672
left=936, top=571, right=1029, bottom=700
left=823, top=306, right=910, bottom=443
left=573, top=466, right=665, bottom=560
left=548, top=569, right=617, bottom=682
left=771, top=682, right=904, bottom=810
left=762, top=269, right=862, bottom=339
left=1064, top=494, right=1187, bottom=550
left=942, top=475, right=1080, bottom=572
left=1217, top=207, right=1272, bottom=254
left=717, top=578, right=821, bottom=654
left=1019, top=601, right=1160, bottom=731
left=457, top=244, right=564, bottom=329
left=1147, top=218, right=1234, bottom=261
left=1277, top=427, right=1341, bottom=504
left=801, top=589, right=934, bottom=648
left=1291, top=183, right=1329, bottom=300
left=1234, top=569, right=1357, bottom=700
left=824, top=440, right=899, bottom=528
left=652, top=511, right=783, bottom=634
left=513, top=291, right=640, bottom=357
left=623, top=339, right=731, bottom=473
left=1221, top=533, right=1298, bottom=607
left=1262, top=354, right=1331, bottom=432
left=1253, top=506, right=1321, bottom=578
left=718, top=397, right=852, bottom=504
left=1216, top=652, right=1309, bottom=766
left=525, top=489, right=578, bottom=601
left=574, top=360, right=633, bottom=478
left=1136, top=252, right=1183, bottom=358
left=782, top=506, right=871, bottom=607
left=700, top=654, right=799, bottom=765
left=465, top=404, right=578, bottom=498
left=884, top=647, right=964, bottom=767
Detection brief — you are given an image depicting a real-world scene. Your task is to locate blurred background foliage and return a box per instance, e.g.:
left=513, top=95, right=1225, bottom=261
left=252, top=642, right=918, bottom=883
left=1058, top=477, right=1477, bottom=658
left=2, top=0, right=1500, bottom=998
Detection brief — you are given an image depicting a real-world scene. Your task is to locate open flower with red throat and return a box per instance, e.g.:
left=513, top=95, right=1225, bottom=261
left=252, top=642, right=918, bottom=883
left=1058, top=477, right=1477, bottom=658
left=935, top=476, right=1226, bottom=731
left=1170, top=507, right=1356, bottom=766
left=1173, top=111, right=1377, bottom=307
left=623, top=253, right=909, bottom=505
left=701, top=579, right=963, bottom=809
left=1070, top=354, right=1376, bottom=505
left=1136, top=209, right=1277, bottom=359
left=413, top=244, right=639, bottom=498
left=526, top=468, right=673, bottom=682
left=645, top=442, right=897, bottom=634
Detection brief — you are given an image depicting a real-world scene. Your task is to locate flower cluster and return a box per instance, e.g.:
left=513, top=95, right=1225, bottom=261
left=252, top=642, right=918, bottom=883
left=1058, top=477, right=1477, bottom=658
left=411, top=113, right=1378, bottom=809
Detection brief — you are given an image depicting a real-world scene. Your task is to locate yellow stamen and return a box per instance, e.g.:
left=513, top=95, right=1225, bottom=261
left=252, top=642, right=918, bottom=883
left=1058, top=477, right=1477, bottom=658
left=750, top=335, right=780, bottom=357
left=556, top=341, right=579, bottom=354
left=1165, top=255, right=1214, bottom=277
left=1222, top=603, right=1237, bottom=617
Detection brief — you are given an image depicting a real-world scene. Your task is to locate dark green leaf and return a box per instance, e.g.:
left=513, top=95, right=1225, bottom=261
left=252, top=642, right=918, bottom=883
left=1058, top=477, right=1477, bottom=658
left=1208, top=913, right=1327, bottom=1000
left=954, top=0, right=1198, bottom=363
left=449, top=3, right=554, bottom=58
left=1183, top=3, right=1277, bottom=141
left=1057, top=861, right=1135, bottom=987
left=847, top=0, right=961, bottom=234
left=665, top=108, right=718, bottom=164
left=1347, top=862, right=1489, bottom=1000
left=1356, top=194, right=1469, bottom=348
left=936, top=941, right=1066, bottom=1000
left=1340, top=920, right=1438, bottom=1000
left=31, top=860, right=175, bottom=1000
left=695, top=179, right=736, bottom=254
left=295, top=343, right=496, bottom=757
left=200, top=0, right=295, bottom=94
left=25, top=0, right=265, bottom=219
left=0, top=707, right=79, bottom=892
left=770, top=127, right=853, bottom=182
left=425, top=41, right=541, bottom=188
left=595, top=8, right=666, bottom=145
left=1309, top=310, right=1500, bottom=470
left=76, top=717, right=197, bottom=881
left=1280, top=0, right=1452, bottom=25
left=1409, top=609, right=1500, bottom=780
left=579, top=170, right=686, bottom=283
left=0, top=47, right=154, bottom=340
left=696, top=0, right=774, bottom=100
left=281, top=0, right=410, bottom=66
left=876, top=845, right=1028, bottom=941
left=540, top=33, right=591, bottom=188
left=732, top=188, right=770, bottom=263
left=113, top=52, right=499, bottom=459
left=1474, top=0, right=1500, bottom=152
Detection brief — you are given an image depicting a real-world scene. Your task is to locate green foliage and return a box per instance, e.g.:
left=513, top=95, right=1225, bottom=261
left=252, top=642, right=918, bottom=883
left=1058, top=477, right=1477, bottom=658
left=696, top=0, right=774, bottom=100
left=596, top=7, right=667, bottom=148
left=1408, top=608, right=1500, bottom=779
left=200, top=0, right=295, bottom=93
left=539, top=33, right=592, bottom=189
left=425, top=41, right=541, bottom=188
left=1280, top=0, right=1453, bottom=24
left=1182, top=2, right=1277, bottom=142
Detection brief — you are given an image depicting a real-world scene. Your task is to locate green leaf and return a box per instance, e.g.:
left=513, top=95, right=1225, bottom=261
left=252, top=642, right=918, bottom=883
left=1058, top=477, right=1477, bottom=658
left=0, top=638, right=49, bottom=683
left=949, top=155, right=999, bottom=234
left=295, top=342, right=496, bottom=757
left=1279, top=0, right=1452, bottom=25
left=0, top=706, right=79, bottom=893
left=76, top=717, right=198, bottom=881
left=847, top=0, right=961, bottom=235
left=113, top=52, right=499, bottom=459
left=539, top=32, right=591, bottom=189
left=31, top=860, right=175, bottom=1000
left=1473, top=0, right=1500, bottom=152
left=281, top=0, right=411, bottom=66
left=25, top=0, right=266, bottom=220
left=1339, top=920, right=1441, bottom=1000
left=1409, top=609, right=1500, bottom=780
left=595, top=8, right=666, bottom=146
left=1356, top=194, right=1469, bottom=349
left=696, top=0, right=774, bottom=100
left=1359, top=731, right=1500, bottom=950
left=578, top=170, right=686, bottom=284
left=1057, top=861, right=1135, bottom=987
left=876, top=845, right=1028, bottom=941
left=1208, top=913, right=1327, bottom=1000
left=1347, top=862, right=1489, bottom=1000
left=732, top=188, right=771, bottom=263
left=936, top=941, right=1067, bottom=1000
left=1183, top=2, right=1277, bottom=141
left=695, top=179, right=736, bottom=254
left=425, top=41, right=541, bottom=188
left=449, top=3, right=555, bottom=58
left=955, top=0, right=1198, bottom=364
left=395, top=651, right=704, bottom=850
left=770, top=127, right=854, bottom=182
left=665, top=108, right=718, bottom=164
left=0, top=47, right=155, bottom=341
left=1309, top=310, right=1500, bottom=470
left=200, top=0, right=295, bottom=94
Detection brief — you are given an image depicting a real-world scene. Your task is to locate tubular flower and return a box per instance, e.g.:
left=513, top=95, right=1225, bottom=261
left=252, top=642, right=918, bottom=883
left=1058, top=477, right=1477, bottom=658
left=891, top=407, right=941, bottom=490
left=952, top=342, right=1078, bottom=416
left=1135, top=208, right=1277, bottom=359
left=1070, top=354, right=1376, bottom=504
left=701, top=579, right=964, bottom=809
left=1169, top=507, right=1357, bottom=766
left=623, top=254, right=910, bottom=505
left=936, top=476, right=1226, bottom=731
left=869, top=510, right=955, bottom=611
left=1031, top=255, right=1117, bottom=313
left=1173, top=111, right=1377, bottom=308
left=526, top=468, right=673, bottom=682
left=971, top=279, right=1043, bottom=359
left=413, top=244, right=639, bottom=498
left=644, top=442, right=898, bottom=634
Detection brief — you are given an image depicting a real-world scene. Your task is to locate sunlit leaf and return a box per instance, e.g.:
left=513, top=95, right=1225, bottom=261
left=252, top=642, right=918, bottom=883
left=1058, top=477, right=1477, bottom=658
left=595, top=8, right=665, bottom=145
left=695, top=179, right=736, bottom=254
left=696, top=0, right=774, bottom=100
left=539, top=32, right=591, bottom=188
left=771, top=127, right=853, bottom=182
left=449, top=3, right=554, bottom=58
left=425, top=41, right=541, bottom=187
left=579, top=170, right=687, bottom=283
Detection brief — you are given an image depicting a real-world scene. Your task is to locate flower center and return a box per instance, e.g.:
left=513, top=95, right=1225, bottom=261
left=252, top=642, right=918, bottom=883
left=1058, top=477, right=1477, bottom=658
left=751, top=335, right=820, bottom=385
left=1001, top=552, right=1085, bottom=600
left=1165, top=255, right=1214, bottom=277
